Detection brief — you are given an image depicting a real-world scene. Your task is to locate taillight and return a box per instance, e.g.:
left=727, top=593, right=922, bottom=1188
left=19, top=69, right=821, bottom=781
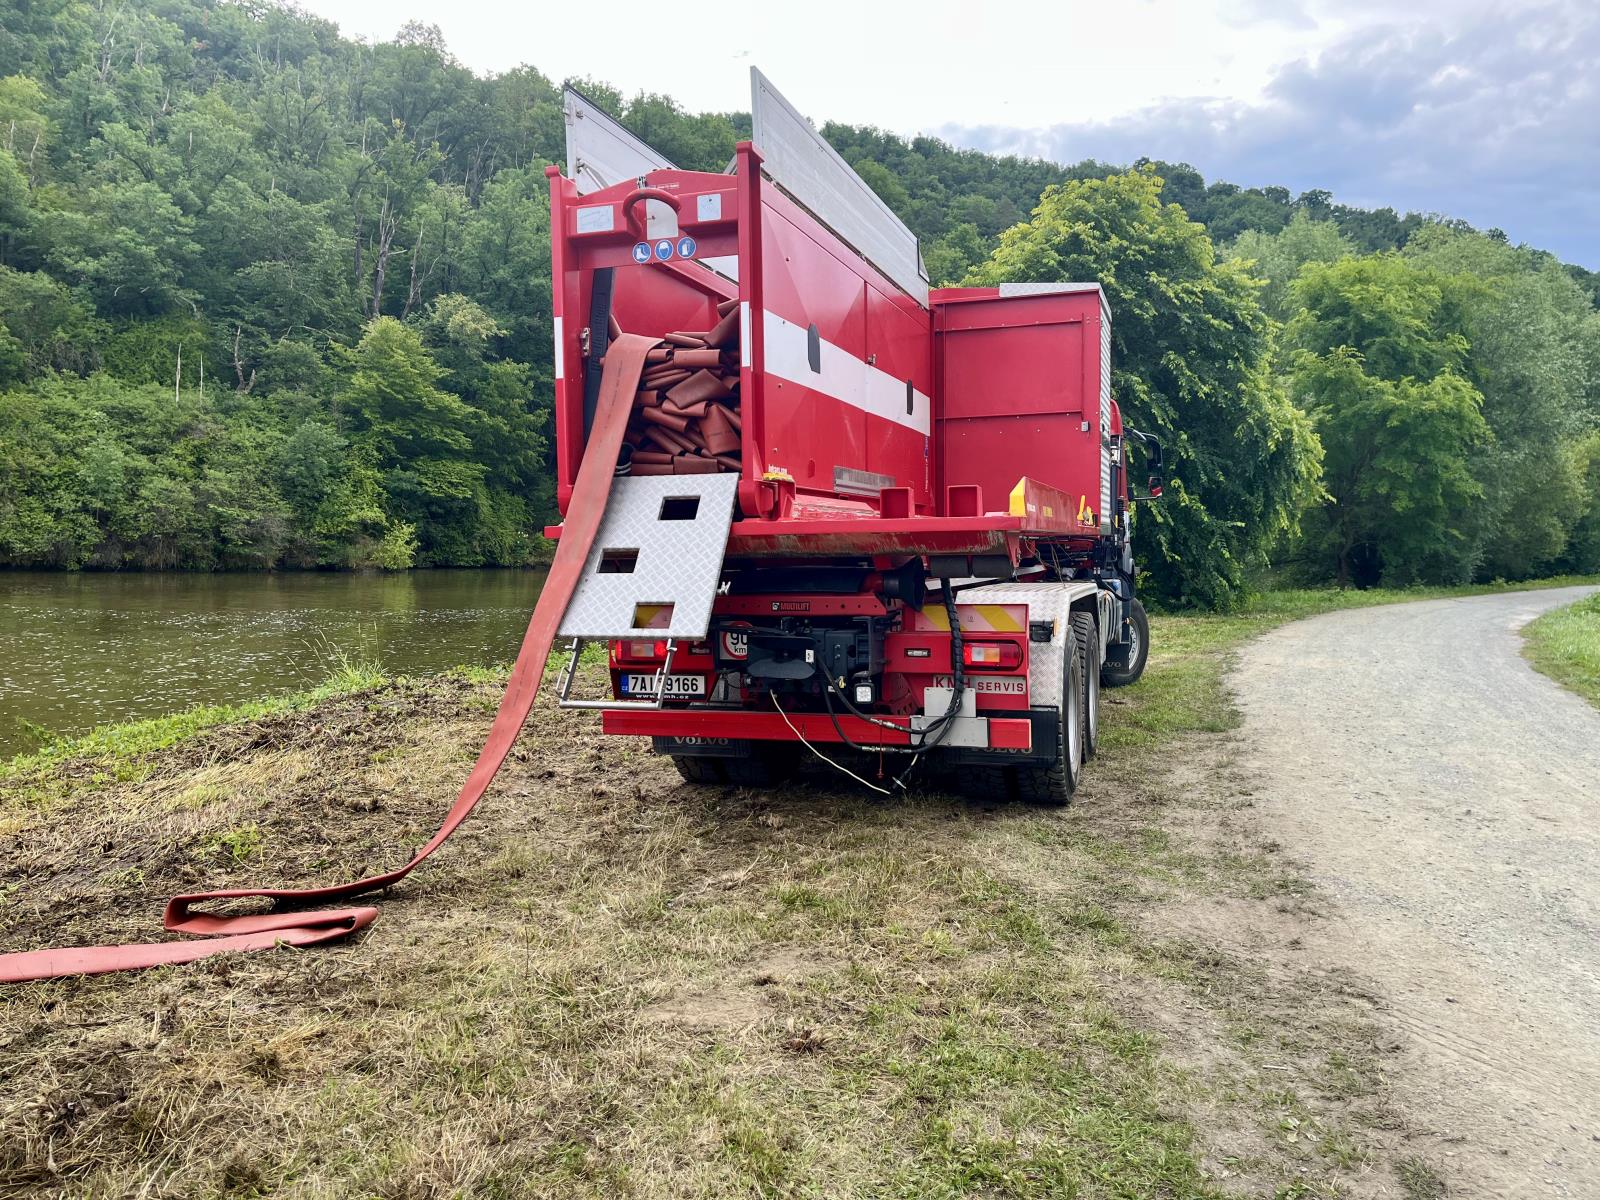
left=623, top=639, right=668, bottom=661
left=963, top=640, right=1022, bottom=670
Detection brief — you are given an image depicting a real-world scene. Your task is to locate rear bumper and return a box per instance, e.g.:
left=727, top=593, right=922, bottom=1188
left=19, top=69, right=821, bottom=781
left=602, top=707, right=1034, bottom=752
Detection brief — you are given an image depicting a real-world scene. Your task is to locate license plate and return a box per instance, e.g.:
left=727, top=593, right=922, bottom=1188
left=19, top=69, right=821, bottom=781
left=622, top=673, right=706, bottom=698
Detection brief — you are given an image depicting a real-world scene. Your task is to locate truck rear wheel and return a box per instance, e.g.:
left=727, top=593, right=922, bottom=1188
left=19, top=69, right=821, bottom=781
left=1012, top=623, right=1085, bottom=806
left=1072, top=611, right=1101, bottom=759
left=672, top=746, right=796, bottom=788
left=1101, top=598, right=1149, bottom=688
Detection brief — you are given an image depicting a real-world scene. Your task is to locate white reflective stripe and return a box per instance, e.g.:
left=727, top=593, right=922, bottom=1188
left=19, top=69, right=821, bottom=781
left=553, top=315, right=564, bottom=380
left=739, top=302, right=752, bottom=367
left=761, top=310, right=930, bottom=435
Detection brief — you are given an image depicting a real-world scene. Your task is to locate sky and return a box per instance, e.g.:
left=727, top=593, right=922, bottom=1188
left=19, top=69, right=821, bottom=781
left=295, top=0, right=1600, bottom=266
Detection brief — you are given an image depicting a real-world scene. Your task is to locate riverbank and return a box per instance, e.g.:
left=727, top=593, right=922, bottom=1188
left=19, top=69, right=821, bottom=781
left=1523, top=591, right=1600, bottom=710
left=3, top=580, right=1594, bottom=1196
left=0, top=567, right=548, bottom=758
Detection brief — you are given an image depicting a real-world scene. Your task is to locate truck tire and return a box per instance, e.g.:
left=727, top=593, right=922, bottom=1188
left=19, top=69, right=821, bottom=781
left=1101, top=598, right=1149, bottom=688
left=1072, top=611, right=1101, bottom=759
left=672, top=745, right=796, bottom=788
left=1011, top=623, right=1085, bottom=806
left=962, top=765, right=1013, bottom=803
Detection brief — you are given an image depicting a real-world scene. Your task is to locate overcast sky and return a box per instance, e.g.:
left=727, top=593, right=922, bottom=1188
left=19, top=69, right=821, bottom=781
left=296, top=0, right=1600, bottom=266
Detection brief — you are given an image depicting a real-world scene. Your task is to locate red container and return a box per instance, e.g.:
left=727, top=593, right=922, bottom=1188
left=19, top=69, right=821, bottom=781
left=547, top=148, right=1117, bottom=555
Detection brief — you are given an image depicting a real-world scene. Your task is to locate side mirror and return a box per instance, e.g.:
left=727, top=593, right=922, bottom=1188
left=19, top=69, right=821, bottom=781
left=1127, top=427, right=1165, bottom=502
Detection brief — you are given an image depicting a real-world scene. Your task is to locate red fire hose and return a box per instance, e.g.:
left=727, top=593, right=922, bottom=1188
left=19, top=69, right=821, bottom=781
left=0, top=334, right=662, bottom=984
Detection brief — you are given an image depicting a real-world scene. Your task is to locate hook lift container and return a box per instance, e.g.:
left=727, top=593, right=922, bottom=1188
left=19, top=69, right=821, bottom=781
left=544, top=72, right=1161, bottom=801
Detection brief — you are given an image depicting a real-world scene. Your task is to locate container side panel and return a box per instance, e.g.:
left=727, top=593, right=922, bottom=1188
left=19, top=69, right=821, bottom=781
left=939, top=322, right=1086, bottom=421
left=758, top=206, right=867, bottom=491
left=937, top=414, right=1091, bottom=517
left=1099, top=311, right=1113, bottom=532
left=935, top=291, right=1105, bottom=520
left=865, top=285, right=934, bottom=507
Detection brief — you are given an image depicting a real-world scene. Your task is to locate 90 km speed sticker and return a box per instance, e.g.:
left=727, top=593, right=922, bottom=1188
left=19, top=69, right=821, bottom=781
left=720, top=629, right=750, bottom=660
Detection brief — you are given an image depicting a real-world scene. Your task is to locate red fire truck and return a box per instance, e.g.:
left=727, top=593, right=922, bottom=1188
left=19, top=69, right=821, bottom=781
left=546, top=74, right=1160, bottom=803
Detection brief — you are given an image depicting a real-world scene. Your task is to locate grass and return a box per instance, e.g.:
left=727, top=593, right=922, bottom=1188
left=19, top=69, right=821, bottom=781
left=1522, top=590, right=1600, bottom=709
left=3, top=578, right=1590, bottom=1198
left=2, top=660, right=387, bottom=782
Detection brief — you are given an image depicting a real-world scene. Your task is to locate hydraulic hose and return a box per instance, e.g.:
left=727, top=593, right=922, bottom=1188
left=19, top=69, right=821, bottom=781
left=816, top=579, right=967, bottom=756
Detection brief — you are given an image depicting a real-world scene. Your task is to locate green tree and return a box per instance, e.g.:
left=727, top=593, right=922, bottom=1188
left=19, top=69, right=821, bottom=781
left=339, top=316, right=472, bottom=463
left=1403, top=226, right=1600, bottom=577
left=924, top=223, right=987, bottom=287
left=967, top=168, right=1322, bottom=608
left=1290, top=349, right=1488, bottom=585
left=1227, top=211, right=1355, bottom=322
left=1288, top=256, right=1491, bottom=585
left=1561, top=432, right=1600, bottom=574
left=338, top=316, right=486, bottom=562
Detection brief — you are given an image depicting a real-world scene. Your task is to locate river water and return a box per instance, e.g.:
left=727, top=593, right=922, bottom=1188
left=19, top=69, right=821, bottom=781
left=0, top=569, right=548, bottom=760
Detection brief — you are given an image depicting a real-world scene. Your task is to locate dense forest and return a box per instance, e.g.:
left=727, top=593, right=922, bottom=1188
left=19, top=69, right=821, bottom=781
left=1, top=2, right=1597, bottom=604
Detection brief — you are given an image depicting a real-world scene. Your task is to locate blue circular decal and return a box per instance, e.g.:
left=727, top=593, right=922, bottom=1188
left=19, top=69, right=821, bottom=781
left=676, top=235, right=698, bottom=259
left=654, top=239, right=674, bottom=261
left=631, top=241, right=652, bottom=264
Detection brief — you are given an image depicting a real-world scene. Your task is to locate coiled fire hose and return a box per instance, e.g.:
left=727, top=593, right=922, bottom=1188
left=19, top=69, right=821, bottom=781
left=624, top=299, right=742, bottom=475
left=0, top=333, right=663, bottom=984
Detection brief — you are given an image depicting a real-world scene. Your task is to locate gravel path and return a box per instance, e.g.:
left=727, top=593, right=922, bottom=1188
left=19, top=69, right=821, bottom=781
left=1231, top=587, right=1600, bottom=1199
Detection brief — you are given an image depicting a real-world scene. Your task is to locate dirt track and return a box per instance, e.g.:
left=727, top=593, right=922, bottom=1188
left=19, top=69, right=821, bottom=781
left=1231, top=587, right=1600, bottom=1198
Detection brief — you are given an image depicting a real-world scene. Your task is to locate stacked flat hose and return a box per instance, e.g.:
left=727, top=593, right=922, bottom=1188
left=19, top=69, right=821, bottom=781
left=622, top=298, right=742, bottom=475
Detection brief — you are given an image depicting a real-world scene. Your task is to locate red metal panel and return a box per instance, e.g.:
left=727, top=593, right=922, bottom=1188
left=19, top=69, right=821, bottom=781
left=737, top=143, right=766, bottom=488
left=933, top=289, right=1106, bottom=522
left=605, top=708, right=914, bottom=746
left=759, top=203, right=867, bottom=488
left=716, top=594, right=888, bottom=617
left=865, top=284, right=933, bottom=507
left=988, top=718, right=1033, bottom=750
left=939, top=319, right=1087, bottom=419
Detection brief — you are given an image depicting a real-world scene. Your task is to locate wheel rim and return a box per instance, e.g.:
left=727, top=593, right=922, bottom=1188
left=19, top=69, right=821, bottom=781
left=1125, top=625, right=1140, bottom=673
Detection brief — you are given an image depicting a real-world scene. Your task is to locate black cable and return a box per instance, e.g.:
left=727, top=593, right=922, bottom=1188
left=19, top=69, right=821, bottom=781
left=942, top=582, right=966, bottom=729
left=813, top=578, right=968, bottom=756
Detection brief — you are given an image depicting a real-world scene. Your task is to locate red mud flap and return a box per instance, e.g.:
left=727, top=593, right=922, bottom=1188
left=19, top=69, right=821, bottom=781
left=0, top=334, right=662, bottom=984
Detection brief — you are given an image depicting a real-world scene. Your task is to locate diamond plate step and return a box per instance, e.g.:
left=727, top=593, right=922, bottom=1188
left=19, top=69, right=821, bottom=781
left=556, top=473, right=738, bottom=639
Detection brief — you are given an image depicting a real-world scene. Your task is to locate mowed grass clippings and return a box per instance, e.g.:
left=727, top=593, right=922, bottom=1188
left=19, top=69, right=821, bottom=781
left=1523, top=590, right=1600, bottom=709
left=0, top=666, right=1217, bottom=1199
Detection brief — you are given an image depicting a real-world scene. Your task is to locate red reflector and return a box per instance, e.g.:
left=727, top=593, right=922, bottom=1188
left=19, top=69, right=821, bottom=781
left=988, top=718, right=1033, bottom=750
left=963, top=641, right=1022, bottom=669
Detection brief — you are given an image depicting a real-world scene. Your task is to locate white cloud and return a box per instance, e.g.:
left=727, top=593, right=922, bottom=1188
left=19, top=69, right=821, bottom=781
left=294, top=0, right=1599, bottom=265
left=937, top=2, right=1600, bottom=264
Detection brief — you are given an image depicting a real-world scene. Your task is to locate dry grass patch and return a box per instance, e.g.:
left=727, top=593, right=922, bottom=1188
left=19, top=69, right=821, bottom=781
left=2, top=670, right=1220, bottom=1199
left=8, top=584, right=1538, bottom=1197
